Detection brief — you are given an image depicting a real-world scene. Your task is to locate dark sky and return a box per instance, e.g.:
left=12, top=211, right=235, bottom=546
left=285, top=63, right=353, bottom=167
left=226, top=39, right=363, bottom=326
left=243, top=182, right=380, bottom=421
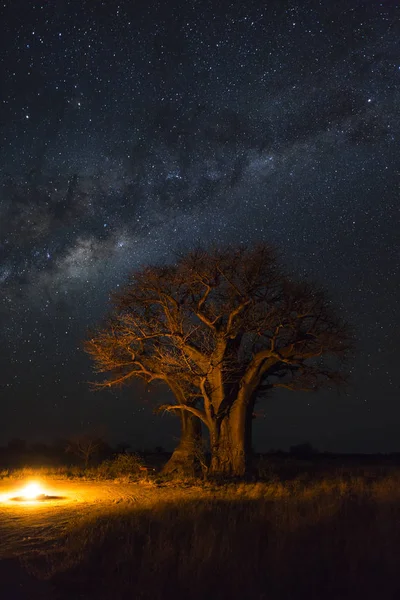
left=0, top=0, right=399, bottom=453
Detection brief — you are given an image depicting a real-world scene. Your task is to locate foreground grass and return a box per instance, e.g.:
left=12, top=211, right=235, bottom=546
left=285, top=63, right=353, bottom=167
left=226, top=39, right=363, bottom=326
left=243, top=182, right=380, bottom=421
left=27, top=472, right=400, bottom=600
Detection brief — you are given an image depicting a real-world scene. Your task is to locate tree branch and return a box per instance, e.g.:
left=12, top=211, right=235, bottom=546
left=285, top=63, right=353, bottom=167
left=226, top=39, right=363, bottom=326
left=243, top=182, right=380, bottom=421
left=157, top=403, right=209, bottom=426
left=226, top=299, right=251, bottom=336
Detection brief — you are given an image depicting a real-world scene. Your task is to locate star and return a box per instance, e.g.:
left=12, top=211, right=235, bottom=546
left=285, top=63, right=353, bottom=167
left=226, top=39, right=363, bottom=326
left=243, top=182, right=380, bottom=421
left=0, top=0, right=397, bottom=454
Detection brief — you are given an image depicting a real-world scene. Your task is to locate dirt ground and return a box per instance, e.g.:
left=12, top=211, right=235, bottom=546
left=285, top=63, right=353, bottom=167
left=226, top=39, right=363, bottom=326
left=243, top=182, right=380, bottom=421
left=0, top=479, right=153, bottom=558
left=0, top=477, right=186, bottom=599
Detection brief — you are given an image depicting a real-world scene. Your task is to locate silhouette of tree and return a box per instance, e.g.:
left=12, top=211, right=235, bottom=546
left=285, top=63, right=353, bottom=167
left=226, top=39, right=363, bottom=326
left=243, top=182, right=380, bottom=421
left=65, top=433, right=104, bottom=468
left=114, top=441, right=131, bottom=454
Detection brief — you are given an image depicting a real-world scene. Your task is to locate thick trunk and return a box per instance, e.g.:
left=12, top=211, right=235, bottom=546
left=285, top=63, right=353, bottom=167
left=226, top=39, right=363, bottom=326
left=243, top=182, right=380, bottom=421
left=209, top=402, right=247, bottom=477
left=245, top=396, right=256, bottom=471
left=162, top=410, right=202, bottom=477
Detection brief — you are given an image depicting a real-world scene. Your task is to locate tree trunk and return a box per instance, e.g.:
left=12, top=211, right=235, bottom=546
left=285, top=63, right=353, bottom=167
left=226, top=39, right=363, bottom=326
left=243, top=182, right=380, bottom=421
left=209, top=402, right=247, bottom=477
left=245, top=396, right=256, bottom=472
left=162, top=410, right=202, bottom=477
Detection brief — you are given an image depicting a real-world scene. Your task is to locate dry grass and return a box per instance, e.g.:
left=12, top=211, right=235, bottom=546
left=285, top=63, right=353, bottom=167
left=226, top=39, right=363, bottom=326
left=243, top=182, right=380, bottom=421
left=0, top=466, right=90, bottom=480
left=25, top=468, right=400, bottom=600
left=0, top=454, right=146, bottom=482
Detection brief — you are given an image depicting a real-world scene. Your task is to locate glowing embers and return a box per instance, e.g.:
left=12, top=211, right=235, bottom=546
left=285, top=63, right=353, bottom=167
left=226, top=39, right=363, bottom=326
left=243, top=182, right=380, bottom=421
left=9, top=481, right=65, bottom=503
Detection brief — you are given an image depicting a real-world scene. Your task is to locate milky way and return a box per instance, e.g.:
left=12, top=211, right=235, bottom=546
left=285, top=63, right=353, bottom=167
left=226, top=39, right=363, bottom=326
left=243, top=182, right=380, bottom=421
left=0, top=0, right=399, bottom=451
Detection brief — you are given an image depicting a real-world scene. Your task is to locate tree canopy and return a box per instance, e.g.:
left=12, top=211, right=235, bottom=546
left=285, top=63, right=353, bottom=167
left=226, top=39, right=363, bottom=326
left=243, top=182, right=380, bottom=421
left=86, top=244, right=352, bottom=476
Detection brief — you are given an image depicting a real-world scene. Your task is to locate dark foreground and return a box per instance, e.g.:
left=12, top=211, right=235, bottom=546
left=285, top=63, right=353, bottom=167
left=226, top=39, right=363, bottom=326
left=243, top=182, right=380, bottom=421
left=2, top=465, right=400, bottom=599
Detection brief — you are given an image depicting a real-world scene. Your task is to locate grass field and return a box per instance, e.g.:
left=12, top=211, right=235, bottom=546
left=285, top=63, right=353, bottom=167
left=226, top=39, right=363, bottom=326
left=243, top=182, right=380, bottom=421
left=2, top=462, right=400, bottom=599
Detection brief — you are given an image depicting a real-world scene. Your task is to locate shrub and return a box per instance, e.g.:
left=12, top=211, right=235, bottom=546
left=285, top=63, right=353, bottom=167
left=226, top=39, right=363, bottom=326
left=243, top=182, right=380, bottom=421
left=97, top=453, right=144, bottom=479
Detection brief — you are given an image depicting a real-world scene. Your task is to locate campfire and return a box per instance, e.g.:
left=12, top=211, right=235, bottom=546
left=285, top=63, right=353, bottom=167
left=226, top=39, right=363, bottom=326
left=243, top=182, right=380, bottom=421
left=8, top=481, right=65, bottom=503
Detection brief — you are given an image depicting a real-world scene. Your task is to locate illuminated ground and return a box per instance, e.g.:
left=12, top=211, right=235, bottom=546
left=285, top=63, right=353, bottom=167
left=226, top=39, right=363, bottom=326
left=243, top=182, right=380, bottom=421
left=0, top=477, right=183, bottom=599
left=0, top=478, right=205, bottom=559
left=2, top=479, right=137, bottom=558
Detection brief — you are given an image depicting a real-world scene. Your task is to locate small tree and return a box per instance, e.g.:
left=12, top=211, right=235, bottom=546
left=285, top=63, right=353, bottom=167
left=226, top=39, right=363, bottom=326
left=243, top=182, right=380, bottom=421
left=86, top=244, right=352, bottom=477
left=65, top=433, right=104, bottom=468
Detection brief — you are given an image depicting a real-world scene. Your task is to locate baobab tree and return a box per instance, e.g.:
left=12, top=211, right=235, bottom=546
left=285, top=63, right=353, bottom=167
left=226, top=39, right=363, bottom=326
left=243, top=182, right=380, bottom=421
left=85, top=244, right=352, bottom=477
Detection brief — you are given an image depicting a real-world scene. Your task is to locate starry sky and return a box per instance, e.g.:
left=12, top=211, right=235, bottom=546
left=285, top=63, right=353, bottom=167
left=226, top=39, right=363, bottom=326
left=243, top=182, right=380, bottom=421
left=0, top=0, right=399, bottom=453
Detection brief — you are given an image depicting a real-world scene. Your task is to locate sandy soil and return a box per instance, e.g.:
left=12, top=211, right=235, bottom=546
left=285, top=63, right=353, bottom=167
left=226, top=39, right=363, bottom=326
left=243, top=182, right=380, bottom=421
left=0, top=478, right=159, bottom=559
left=0, top=477, right=175, bottom=599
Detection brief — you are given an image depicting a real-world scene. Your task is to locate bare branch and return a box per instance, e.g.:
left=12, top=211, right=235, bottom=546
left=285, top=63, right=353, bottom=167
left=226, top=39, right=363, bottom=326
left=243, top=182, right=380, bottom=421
left=157, top=403, right=209, bottom=426
left=84, top=243, right=353, bottom=451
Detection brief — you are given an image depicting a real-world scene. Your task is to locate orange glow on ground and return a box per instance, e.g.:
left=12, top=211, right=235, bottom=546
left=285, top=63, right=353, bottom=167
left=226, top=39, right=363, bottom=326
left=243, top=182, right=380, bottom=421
left=0, top=478, right=200, bottom=559
left=0, top=478, right=137, bottom=507
left=0, top=480, right=67, bottom=504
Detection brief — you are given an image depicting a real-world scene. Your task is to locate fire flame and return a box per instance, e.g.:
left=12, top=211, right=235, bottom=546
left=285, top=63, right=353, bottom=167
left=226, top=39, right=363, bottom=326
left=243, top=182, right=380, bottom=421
left=20, top=482, right=43, bottom=500
left=0, top=480, right=67, bottom=504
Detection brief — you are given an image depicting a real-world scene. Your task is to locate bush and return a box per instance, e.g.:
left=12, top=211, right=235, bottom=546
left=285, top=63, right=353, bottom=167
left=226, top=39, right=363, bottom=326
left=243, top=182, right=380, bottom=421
left=97, top=453, right=144, bottom=479
left=289, top=442, right=318, bottom=459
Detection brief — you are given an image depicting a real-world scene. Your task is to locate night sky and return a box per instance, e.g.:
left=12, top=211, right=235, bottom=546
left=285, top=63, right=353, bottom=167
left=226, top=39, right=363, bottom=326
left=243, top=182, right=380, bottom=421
left=0, top=0, right=399, bottom=453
